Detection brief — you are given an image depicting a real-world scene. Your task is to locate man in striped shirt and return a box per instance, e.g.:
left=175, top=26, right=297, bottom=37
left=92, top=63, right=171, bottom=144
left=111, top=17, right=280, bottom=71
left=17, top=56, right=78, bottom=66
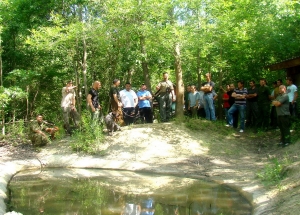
left=226, top=80, right=248, bottom=133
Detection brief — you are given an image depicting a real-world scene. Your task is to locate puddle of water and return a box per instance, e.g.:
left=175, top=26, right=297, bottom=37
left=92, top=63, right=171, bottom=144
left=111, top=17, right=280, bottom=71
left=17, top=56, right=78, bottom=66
left=7, top=169, right=251, bottom=215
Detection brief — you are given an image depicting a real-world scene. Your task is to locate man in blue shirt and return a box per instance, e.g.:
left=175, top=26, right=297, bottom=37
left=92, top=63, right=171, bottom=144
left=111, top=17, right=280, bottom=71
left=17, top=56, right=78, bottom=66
left=137, top=83, right=153, bottom=123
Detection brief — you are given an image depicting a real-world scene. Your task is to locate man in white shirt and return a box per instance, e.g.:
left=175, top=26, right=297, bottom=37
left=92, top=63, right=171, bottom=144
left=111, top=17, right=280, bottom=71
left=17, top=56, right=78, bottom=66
left=61, top=80, right=80, bottom=134
left=286, top=77, right=298, bottom=117
left=119, top=82, right=138, bottom=125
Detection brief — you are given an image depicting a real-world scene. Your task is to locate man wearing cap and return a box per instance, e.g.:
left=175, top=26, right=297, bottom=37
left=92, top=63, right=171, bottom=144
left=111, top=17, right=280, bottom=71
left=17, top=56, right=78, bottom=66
left=61, top=80, right=80, bottom=134
left=156, top=72, right=175, bottom=122
left=119, top=82, right=138, bottom=125
left=137, top=83, right=153, bottom=123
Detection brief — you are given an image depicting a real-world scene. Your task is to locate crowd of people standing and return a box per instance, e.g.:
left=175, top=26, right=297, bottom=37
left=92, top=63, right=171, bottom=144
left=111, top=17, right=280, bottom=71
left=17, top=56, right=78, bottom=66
left=29, top=72, right=298, bottom=147
left=185, top=75, right=298, bottom=147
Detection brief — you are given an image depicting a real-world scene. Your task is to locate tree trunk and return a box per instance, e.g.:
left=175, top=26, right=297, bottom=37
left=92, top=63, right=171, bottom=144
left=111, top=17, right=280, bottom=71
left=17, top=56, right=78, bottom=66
left=0, top=37, right=2, bottom=87
left=217, top=48, right=223, bottom=120
left=218, top=68, right=223, bottom=120
left=26, top=86, right=29, bottom=121
left=139, top=36, right=152, bottom=93
left=127, top=67, right=134, bottom=84
left=174, top=42, right=184, bottom=118
left=196, top=47, right=202, bottom=89
left=82, top=37, right=88, bottom=109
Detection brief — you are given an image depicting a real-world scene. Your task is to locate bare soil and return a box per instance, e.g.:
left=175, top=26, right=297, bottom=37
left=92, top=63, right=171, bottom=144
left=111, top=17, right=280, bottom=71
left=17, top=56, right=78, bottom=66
left=1, top=120, right=300, bottom=214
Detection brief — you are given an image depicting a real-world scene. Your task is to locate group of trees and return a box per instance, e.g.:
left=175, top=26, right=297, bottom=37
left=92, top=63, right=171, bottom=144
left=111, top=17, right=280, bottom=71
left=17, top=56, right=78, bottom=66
left=0, top=0, right=299, bottom=131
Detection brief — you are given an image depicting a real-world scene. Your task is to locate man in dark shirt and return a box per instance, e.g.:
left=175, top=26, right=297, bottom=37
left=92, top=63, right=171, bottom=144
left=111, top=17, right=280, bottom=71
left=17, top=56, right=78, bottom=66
left=87, top=81, right=102, bottom=125
left=272, top=85, right=291, bottom=147
left=227, top=83, right=238, bottom=128
left=245, top=80, right=259, bottom=129
left=257, top=78, right=271, bottom=131
left=226, top=81, right=248, bottom=133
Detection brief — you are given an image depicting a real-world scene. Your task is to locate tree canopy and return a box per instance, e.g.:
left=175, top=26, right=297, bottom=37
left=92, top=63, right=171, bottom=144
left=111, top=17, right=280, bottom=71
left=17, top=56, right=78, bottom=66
left=0, top=0, right=299, bottom=124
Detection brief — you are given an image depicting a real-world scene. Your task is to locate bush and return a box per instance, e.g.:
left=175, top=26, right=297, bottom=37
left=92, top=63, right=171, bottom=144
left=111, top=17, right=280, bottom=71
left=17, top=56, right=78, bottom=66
left=70, top=111, right=104, bottom=154
left=257, top=158, right=285, bottom=187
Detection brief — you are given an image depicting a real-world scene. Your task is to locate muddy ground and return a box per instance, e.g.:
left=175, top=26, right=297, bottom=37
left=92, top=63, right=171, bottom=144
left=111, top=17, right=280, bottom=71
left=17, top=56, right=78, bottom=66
left=0, top=120, right=300, bottom=214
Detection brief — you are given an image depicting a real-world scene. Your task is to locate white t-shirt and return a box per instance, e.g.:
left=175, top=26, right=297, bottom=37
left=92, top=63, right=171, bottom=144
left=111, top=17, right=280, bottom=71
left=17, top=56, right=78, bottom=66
left=287, top=84, right=297, bottom=102
left=61, top=87, right=75, bottom=108
left=119, top=89, right=137, bottom=108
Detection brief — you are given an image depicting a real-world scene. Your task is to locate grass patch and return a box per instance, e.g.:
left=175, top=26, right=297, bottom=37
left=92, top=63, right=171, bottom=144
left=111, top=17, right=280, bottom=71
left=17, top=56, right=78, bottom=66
left=257, top=158, right=286, bottom=187
left=70, top=111, right=104, bottom=154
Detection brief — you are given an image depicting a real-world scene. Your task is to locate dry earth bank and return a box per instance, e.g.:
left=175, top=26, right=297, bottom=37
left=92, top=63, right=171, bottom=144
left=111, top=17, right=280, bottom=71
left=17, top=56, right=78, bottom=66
left=0, top=121, right=299, bottom=215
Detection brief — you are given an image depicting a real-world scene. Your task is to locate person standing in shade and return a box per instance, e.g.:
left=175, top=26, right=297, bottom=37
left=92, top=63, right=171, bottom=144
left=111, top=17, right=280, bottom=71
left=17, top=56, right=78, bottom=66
left=226, top=80, right=248, bottom=133
left=120, top=82, right=138, bottom=125
left=257, top=78, right=272, bottom=131
left=197, top=89, right=206, bottom=118
left=61, top=80, right=80, bottom=134
left=227, top=83, right=238, bottom=128
left=200, top=73, right=216, bottom=121
left=137, top=83, right=153, bottom=123
left=188, top=85, right=200, bottom=118
left=184, top=85, right=191, bottom=116
left=109, top=79, right=124, bottom=126
left=272, top=85, right=291, bottom=147
left=156, top=72, right=176, bottom=122
left=270, top=81, right=279, bottom=129
left=286, top=77, right=298, bottom=117
left=221, top=85, right=230, bottom=124
left=87, top=81, right=102, bottom=125
left=245, top=80, right=259, bottom=129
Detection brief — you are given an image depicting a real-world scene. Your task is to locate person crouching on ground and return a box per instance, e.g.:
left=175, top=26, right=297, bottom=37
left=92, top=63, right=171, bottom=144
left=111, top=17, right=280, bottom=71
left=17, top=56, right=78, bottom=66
left=29, top=115, right=58, bottom=147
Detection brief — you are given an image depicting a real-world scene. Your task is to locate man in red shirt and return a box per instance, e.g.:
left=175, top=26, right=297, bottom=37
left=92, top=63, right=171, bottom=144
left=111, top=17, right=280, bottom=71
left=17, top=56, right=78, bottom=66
left=222, top=85, right=230, bottom=124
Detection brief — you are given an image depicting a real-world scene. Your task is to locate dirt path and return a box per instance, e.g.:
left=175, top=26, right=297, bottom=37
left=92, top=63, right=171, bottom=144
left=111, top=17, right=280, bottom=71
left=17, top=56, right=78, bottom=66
left=1, top=121, right=300, bottom=214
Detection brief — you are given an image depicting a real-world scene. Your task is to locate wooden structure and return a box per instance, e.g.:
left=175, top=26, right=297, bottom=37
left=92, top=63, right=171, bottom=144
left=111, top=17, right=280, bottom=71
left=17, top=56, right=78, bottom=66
left=267, top=56, right=300, bottom=86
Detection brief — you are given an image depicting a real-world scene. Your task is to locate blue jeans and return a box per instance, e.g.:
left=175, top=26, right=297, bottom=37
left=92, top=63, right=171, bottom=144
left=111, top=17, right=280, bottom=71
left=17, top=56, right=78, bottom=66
left=203, top=93, right=216, bottom=120
left=228, top=104, right=246, bottom=130
left=224, top=108, right=229, bottom=124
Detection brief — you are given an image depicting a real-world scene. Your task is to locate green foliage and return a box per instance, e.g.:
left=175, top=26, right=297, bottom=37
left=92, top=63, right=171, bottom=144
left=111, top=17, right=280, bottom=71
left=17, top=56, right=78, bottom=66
left=70, top=111, right=103, bottom=154
left=257, top=158, right=285, bottom=187
left=1, top=0, right=300, bottom=125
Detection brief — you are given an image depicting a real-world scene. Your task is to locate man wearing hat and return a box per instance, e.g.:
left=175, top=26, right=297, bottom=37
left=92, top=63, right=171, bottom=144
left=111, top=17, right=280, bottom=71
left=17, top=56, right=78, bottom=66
left=137, top=83, right=153, bottom=123
left=119, top=82, right=138, bottom=125
left=61, top=80, right=80, bottom=134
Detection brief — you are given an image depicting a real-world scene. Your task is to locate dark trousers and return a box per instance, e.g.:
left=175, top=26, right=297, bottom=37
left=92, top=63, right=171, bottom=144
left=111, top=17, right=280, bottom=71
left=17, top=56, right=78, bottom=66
left=140, top=107, right=153, bottom=123
left=197, top=108, right=206, bottom=118
left=158, top=93, right=172, bottom=122
left=289, top=102, right=297, bottom=117
left=246, top=101, right=259, bottom=128
left=258, top=103, right=270, bottom=129
left=270, top=106, right=277, bottom=128
left=277, top=115, right=291, bottom=143
left=123, top=107, right=135, bottom=125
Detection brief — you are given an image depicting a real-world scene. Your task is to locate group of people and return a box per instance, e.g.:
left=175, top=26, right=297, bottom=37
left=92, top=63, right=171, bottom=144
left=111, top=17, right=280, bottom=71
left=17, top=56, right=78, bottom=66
left=29, top=75, right=164, bottom=146
left=185, top=75, right=298, bottom=147
left=29, top=72, right=297, bottom=148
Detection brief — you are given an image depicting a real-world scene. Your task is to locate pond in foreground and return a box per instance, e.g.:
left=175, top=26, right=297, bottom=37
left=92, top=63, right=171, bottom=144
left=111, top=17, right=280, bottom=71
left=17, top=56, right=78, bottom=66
left=8, top=169, right=252, bottom=215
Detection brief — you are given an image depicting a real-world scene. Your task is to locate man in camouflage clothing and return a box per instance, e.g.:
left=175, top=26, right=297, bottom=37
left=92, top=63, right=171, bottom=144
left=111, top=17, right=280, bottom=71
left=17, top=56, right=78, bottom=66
left=156, top=72, right=176, bottom=122
left=29, top=115, right=57, bottom=146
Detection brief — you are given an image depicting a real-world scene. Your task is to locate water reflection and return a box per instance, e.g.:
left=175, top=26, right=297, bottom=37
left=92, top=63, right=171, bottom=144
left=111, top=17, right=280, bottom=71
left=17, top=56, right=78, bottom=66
left=8, top=169, right=251, bottom=215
